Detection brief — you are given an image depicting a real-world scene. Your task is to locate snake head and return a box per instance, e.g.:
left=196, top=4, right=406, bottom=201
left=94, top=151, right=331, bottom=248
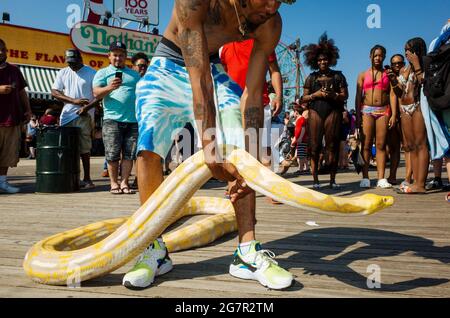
left=360, top=194, right=394, bottom=215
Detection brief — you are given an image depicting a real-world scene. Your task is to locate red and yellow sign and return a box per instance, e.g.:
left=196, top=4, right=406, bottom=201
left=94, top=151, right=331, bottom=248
left=0, top=24, right=110, bottom=69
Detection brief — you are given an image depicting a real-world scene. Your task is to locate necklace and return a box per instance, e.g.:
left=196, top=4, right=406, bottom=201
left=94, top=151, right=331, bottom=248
left=232, top=0, right=246, bottom=37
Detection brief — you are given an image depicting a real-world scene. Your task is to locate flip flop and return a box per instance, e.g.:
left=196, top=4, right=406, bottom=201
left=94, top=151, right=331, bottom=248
left=121, top=186, right=134, bottom=195
left=110, top=187, right=122, bottom=195
left=446, top=193, right=450, bottom=203
left=395, top=185, right=426, bottom=195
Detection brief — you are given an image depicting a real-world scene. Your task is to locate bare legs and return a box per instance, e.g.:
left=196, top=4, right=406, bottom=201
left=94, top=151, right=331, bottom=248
left=308, top=110, right=342, bottom=186
left=108, top=159, right=134, bottom=191
left=387, top=125, right=401, bottom=184
left=81, top=153, right=92, bottom=183
left=361, top=114, right=389, bottom=181
left=137, top=151, right=164, bottom=204
left=400, top=109, right=429, bottom=193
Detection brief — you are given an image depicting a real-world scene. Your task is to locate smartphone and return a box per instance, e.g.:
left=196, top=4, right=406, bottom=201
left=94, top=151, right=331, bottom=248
left=11, top=82, right=16, bottom=89
left=115, top=72, right=123, bottom=80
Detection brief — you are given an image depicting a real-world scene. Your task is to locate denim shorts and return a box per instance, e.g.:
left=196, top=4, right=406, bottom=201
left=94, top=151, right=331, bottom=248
left=102, top=119, right=138, bottom=162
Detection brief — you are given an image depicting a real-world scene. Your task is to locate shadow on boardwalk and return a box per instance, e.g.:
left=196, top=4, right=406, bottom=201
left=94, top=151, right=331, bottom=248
left=85, top=227, right=450, bottom=293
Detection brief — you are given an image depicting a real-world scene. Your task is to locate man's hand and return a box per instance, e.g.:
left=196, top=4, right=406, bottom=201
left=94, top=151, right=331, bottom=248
left=211, top=161, right=251, bottom=203
left=0, top=85, right=13, bottom=95
left=109, top=78, right=122, bottom=91
left=271, top=97, right=283, bottom=117
left=73, top=98, right=90, bottom=106
left=204, top=150, right=252, bottom=203
left=76, top=106, right=88, bottom=116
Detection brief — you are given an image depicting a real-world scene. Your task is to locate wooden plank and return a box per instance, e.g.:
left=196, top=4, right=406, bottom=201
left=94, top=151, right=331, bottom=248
left=1, top=158, right=449, bottom=297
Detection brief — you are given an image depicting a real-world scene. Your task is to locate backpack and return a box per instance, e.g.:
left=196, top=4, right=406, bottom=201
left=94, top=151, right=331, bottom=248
left=423, top=43, right=450, bottom=111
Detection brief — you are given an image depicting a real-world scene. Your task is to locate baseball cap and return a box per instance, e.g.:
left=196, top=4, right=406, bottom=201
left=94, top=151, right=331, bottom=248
left=109, top=42, right=127, bottom=52
left=277, top=0, right=296, bottom=3
left=65, top=49, right=82, bottom=63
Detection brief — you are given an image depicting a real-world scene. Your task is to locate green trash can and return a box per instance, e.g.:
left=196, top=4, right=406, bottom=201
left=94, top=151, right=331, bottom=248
left=36, top=126, right=80, bottom=193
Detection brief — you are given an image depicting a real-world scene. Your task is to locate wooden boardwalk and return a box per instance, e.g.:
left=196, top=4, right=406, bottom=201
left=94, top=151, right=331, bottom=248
left=1, top=157, right=449, bottom=298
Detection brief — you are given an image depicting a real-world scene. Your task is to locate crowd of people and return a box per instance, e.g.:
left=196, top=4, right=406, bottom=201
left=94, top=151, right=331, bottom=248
left=0, top=0, right=449, bottom=292
left=278, top=24, right=450, bottom=198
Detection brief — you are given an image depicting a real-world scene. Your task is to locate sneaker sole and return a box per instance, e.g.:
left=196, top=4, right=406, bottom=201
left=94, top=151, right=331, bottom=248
left=122, top=260, right=173, bottom=290
left=229, top=265, right=293, bottom=290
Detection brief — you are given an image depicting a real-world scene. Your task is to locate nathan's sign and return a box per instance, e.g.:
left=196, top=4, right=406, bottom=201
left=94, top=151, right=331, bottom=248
left=71, top=22, right=161, bottom=59
left=0, top=24, right=110, bottom=69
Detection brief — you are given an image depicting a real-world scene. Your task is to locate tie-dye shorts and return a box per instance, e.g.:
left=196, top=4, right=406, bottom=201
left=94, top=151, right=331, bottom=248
left=135, top=57, right=245, bottom=159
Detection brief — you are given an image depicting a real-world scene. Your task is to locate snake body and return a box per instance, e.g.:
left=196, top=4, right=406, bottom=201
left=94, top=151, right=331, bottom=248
left=23, top=148, right=393, bottom=285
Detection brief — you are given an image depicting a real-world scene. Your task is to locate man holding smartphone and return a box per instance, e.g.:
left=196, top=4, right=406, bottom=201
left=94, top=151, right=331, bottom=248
left=0, top=38, right=32, bottom=194
left=93, top=42, right=141, bottom=195
left=52, top=49, right=98, bottom=189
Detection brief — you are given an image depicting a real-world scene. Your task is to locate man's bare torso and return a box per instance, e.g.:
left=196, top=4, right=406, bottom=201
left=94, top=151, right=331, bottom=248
left=163, top=0, right=281, bottom=55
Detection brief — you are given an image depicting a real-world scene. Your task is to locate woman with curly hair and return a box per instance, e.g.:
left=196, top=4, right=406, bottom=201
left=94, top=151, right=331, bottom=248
left=301, top=33, right=349, bottom=189
left=355, top=45, right=397, bottom=189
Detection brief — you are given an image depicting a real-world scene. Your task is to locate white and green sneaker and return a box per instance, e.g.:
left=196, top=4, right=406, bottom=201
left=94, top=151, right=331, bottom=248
left=122, top=238, right=173, bottom=289
left=229, top=241, right=294, bottom=290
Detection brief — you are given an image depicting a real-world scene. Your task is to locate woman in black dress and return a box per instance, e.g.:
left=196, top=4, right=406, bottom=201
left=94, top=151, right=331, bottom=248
left=301, top=34, right=349, bottom=189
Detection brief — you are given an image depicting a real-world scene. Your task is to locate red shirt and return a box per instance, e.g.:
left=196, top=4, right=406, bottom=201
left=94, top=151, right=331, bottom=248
left=220, top=39, right=276, bottom=106
left=0, top=63, right=28, bottom=127
left=294, top=116, right=308, bottom=143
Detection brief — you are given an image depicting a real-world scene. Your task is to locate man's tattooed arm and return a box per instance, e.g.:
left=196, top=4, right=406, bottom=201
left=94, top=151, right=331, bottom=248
left=175, top=0, right=216, bottom=144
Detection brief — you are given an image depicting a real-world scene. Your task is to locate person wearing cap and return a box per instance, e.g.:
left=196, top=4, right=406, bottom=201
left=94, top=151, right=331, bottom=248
left=125, top=0, right=296, bottom=291
left=0, top=38, right=32, bottom=194
left=93, top=42, right=141, bottom=195
left=52, top=49, right=98, bottom=189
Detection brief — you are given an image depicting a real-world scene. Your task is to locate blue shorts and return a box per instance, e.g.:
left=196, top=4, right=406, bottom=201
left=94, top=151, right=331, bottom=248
left=135, top=57, right=245, bottom=159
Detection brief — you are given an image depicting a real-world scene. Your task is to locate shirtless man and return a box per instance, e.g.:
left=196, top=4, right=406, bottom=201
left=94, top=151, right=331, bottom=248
left=122, top=0, right=296, bottom=290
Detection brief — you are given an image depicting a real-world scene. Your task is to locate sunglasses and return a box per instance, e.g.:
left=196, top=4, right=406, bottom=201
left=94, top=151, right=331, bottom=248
left=135, top=64, right=147, bottom=68
left=391, top=62, right=405, bottom=66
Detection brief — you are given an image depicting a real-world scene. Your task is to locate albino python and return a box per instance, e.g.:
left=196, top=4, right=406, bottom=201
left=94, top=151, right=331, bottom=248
left=23, top=147, right=394, bottom=285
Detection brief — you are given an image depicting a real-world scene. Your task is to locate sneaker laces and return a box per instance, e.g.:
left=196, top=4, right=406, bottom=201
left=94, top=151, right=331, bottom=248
left=253, top=249, right=278, bottom=271
left=136, top=244, right=156, bottom=263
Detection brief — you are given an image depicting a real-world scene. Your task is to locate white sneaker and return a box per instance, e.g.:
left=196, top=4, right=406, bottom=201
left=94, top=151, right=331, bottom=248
left=0, top=182, right=20, bottom=194
left=229, top=241, right=294, bottom=290
left=360, top=178, right=371, bottom=188
left=377, top=179, right=392, bottom=189
left=122, top=239, right=173, bottom=289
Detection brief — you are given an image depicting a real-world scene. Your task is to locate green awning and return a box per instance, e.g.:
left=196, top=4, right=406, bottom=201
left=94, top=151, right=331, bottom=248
left=17, top=65, right=59, bottom=100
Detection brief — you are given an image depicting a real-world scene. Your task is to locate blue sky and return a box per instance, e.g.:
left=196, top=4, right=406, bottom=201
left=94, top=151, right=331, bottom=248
left=1, top=0, right=448, bottom=108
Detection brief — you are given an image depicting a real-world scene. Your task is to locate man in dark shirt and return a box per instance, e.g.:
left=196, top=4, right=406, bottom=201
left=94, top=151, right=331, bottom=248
left=0, top=38, right=32, bottom=194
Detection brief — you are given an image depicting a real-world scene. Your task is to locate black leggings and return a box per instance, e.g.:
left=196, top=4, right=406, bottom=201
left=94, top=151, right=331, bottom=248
left=308, top=109, right=342, bottom=182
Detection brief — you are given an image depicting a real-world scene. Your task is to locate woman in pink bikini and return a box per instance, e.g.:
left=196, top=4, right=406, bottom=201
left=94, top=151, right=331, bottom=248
left=355, top=45, right=397, bottom=189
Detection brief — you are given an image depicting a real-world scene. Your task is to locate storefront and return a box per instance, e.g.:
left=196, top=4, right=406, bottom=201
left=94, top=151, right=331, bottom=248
left=1, top=22, right=161, bottom=156
left=0, top=23, right=161, bottom=115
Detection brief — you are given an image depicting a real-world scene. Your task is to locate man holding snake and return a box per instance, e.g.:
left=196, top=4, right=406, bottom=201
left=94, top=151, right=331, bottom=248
left=124, top=0, right=296, bottom=290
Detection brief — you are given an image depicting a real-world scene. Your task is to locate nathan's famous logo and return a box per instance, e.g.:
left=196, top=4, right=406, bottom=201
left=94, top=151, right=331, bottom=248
left=76, top=24, right=159, bottom=57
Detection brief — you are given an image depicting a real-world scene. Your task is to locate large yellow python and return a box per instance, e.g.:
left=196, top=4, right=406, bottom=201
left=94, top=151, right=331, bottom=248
left=23, top=148, right=394, bottom=285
